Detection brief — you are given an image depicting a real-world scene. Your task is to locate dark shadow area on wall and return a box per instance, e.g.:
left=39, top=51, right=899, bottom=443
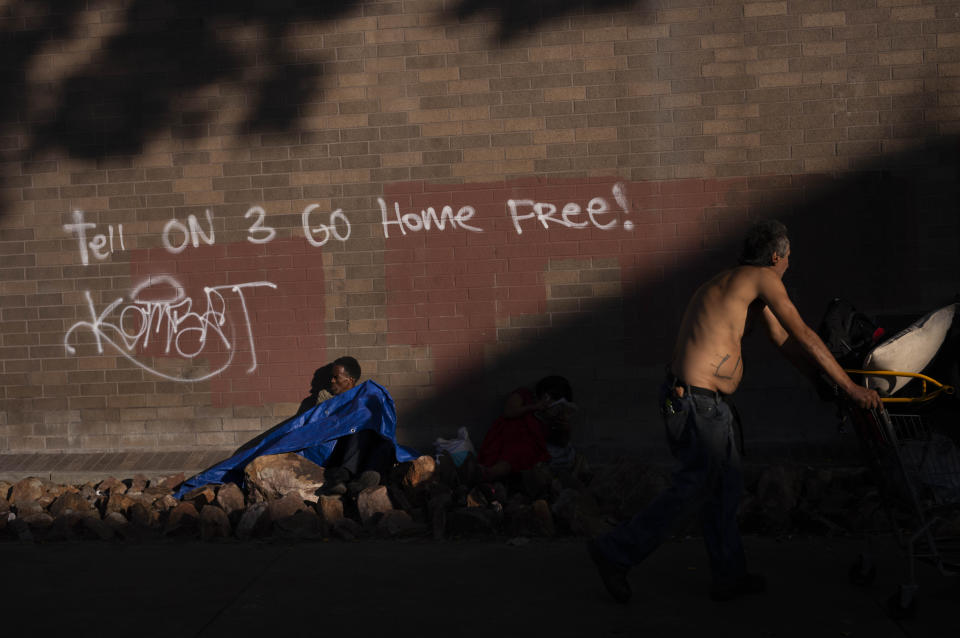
left=452, top=0, right=641, bottom=41
left=392, top=135, right=960, bottom=461
left=0, top=0, right=646, bottom=167
left=0, top=0, right=359, bottom=161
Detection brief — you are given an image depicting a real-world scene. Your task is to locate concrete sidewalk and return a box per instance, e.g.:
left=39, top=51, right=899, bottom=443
left=1, top=534, right=955, bottom=637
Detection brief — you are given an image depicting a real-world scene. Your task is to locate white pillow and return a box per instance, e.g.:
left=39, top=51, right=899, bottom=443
left=863, top=303, right=957, bottom=395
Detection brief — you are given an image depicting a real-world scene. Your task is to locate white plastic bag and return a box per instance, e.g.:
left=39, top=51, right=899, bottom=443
left=433, top=426, right=476, bottom=467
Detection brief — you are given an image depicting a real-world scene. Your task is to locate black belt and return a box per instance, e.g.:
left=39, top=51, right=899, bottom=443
left=686, top=384, right=728, bottom=401
left=667, top=372, right=727, bottom=401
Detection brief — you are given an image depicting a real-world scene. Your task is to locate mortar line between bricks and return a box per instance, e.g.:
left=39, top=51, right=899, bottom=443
left=192, top=545, right=291, bottom=637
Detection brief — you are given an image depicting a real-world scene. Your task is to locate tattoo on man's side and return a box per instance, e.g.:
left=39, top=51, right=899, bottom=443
left=714, top=354, right=742, bottom=379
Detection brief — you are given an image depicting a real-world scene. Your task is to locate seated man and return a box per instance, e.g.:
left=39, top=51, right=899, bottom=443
left=174, top=356, right=416, bottom=499
left=321, top=356, right=398, bottom=485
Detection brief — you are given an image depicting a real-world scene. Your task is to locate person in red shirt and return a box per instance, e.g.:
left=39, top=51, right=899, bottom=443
left=478, top=375, right=574, bottom=481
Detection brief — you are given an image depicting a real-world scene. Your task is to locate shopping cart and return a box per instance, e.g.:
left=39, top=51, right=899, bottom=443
left=839, top=370, right=958, bottom=618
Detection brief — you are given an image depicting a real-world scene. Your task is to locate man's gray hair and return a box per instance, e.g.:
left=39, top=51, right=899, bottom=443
left=739, top=220, right=789, bottom=266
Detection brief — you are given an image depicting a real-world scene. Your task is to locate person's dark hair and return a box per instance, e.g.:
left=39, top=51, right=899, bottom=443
left=535, top=375, right=573, bottom=402
left=333, top=356, right=361, bottom=381
left=310, top=364, right=333, bottom=394
left=739, top=220, right=789, bottom=266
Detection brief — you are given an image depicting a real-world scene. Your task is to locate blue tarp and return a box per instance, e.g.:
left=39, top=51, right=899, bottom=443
left=174, top=380, right=418, bottom=499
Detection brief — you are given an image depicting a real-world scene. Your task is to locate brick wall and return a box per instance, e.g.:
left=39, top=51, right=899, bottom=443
left=1, top=0, right=958, bottom=462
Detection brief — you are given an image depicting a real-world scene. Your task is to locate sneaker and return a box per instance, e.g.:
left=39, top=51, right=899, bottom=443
left=711, top=573, right=766, bottom=602
left=587, top=538, right=631, bottom=604
left=324, top=466, right=351, bottom=486
left=319, top=482, right=347, bottom=496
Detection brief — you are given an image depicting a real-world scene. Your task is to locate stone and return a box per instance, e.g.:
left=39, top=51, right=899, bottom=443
left=275, top=509, right=322, bottom=539
left=755, top=465, right=804, bottom=531
left=588, top=461, right=669, bottom=519
left=447, top=507, right=496, bottom=536
left=387, top=485, right=415, bottom=513
left=200, top=505, right=232, bottom=541
left=104, top=492, right=137, bottom=518
left=104, top=511, right=132, bottom=537
left=331, top=517, right=363, bottom=541
left=235, top=503, right=272, bottom=540
left=143, top=485, right=173, bottom=500
left=532, top=499, right=555, bottom=536
left=14, top=499, right=44, bottom=516
left=22, top=512, right=54, bottom=529
left=357, top=485, right=393, bottom=524
left=79, top=483, right=99, bottom=505
left=268, top=492, right=310, bottom=522
left=80, top=516, right=115, bottom=541
left=153, top=494, right=179, bottom=513
left=10, top=518, right=33, bottom=542
left=244, top=453, right=327, bottom=503
left=504, top=502, right=543, bottom=537
left=182, top=484, right=217, bottom=509
left=46, top=515, right=77, bottom=542
left=550, top=488, right=609, bottom=537
left=10, top=477, right=45, bottom=507
left=127, top=474, right=149, bottom=495
left=156, top=472, right=186, bottom=491
left=315, top=495, right=344, bottom=525
left=131, top=487, right=171, bottom=511
left=96, top=477, right=127, bottom=496
left=215, top=483, right=246, bottom=517
left=376, top=509, right=418, bottom=538
left=403, top=455, right=436, bottom=488
left=165, top=502, right=200, bottom=536
left=130, top=503, right=159, bottom=529
left=49, top=492, right=95, bottom=518
left=41, top=483, right=72, bottom=507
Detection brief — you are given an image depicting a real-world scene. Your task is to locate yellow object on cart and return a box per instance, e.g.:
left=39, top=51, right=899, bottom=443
left=844, top=370, right=956, bottom=404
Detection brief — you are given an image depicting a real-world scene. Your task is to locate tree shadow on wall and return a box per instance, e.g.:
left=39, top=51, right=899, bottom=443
left=0, top=0, right=642, bottom=167
left=452, top=0, right=641, bottom=41
left=394, top=135, right=960, bottom=462
left=1, top=0, right=360, bottom=161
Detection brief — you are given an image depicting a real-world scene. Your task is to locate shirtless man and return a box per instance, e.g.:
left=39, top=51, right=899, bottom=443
left=588, top=220, right=880, bottom=604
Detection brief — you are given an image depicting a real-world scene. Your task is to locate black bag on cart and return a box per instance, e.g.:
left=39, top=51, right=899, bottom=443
left=818, top=297, right=883, bottom=369
left=815, top=297, right=883, bottom=401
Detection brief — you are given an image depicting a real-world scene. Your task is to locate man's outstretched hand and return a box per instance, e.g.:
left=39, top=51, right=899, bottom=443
left=848, top=384, right=882, bottom=410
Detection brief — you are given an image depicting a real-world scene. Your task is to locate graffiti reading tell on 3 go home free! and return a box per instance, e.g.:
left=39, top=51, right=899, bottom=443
left=63, top=182, right=632, bottom=262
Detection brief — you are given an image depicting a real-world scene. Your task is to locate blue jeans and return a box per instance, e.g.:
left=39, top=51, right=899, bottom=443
left=594, top=380, right=747, bottom=589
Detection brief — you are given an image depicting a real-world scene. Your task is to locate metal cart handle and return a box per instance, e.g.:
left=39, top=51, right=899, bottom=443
left=843, top=369, right=956, bottom=404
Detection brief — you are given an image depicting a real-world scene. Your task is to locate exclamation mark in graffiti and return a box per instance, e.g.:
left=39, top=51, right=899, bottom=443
left=613, top=182, right=632, bottom=231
